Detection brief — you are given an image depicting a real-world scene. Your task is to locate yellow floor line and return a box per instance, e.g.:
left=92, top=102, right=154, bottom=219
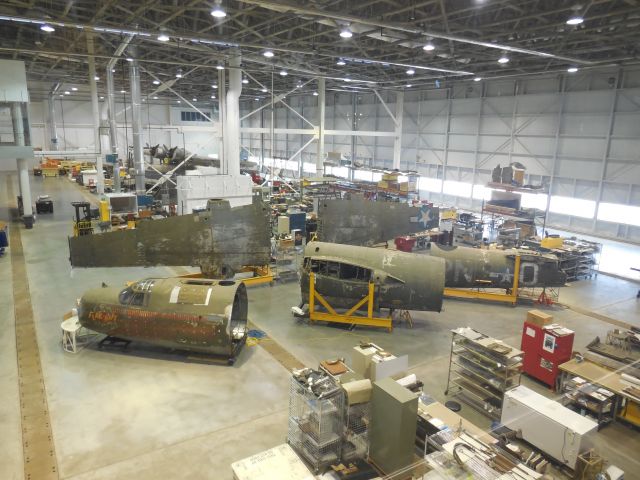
left=561, top=302, right=633, bottom=330
left=7, top=177, right=59, bottom=480
left=247, top=321, right=305, bottom=371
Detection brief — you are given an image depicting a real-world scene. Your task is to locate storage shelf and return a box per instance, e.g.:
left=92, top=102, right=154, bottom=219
left=446, top=328, right=522, bottom=420
left=453, top=347, right=522, bottom=374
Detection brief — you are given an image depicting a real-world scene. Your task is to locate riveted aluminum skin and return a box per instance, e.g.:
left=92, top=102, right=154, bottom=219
left=68, top=197, right=271, bottom=278
left=300, top=241, right=445, bottom=312
left=78, top=277, right=248, bottom=357
left=424, top=244, right=567, bottom=288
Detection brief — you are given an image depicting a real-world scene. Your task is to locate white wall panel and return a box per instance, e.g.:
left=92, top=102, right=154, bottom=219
left=557, top=138, right=605, bottom=159
left=612, top=114, right=640, bottom=137
left=564, top=91, right=612, bottom=113
left=560, top=114, right=609, bottom=136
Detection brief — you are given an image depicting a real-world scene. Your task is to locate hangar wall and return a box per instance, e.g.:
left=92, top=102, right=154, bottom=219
left=240, top=66, right=640, bottom=243
left=28, top=99, right=220, bottom=161
left=23, top=66, right=640, bottom=244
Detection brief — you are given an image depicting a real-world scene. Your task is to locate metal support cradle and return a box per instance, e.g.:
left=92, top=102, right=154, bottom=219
left=308, top=272, right=393, bottom=332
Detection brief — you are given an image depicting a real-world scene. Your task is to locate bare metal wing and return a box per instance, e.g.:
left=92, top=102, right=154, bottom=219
left=317, top=197, right=439, bottom=246
left=69, top=198, right=271, bottom=277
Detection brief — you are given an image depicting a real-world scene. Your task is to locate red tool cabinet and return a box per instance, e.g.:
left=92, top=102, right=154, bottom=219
left=521, top=322, right=574, bottom=390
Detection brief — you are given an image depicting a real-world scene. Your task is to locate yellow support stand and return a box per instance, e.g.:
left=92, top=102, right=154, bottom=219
left=308, top=273, right=393, bottom=332
left=443, top=255, right=521, bottom=306
left=239, top=265, right=275, bottom=286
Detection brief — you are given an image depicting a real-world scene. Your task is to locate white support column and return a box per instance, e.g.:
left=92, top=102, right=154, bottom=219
left=218, top=68, right=226, bottom=174
left=316, top=78, right=325, bottom=175
left=12, top=103, right=33, bottom=226
left=225, top=51, right=242, bottom=177
left=106, top=65, right=118, bottom=156
left=47, top=93, right=59, bottom=150
left=593, top=71, right=621, bottom=231
left=87, top=31, right=104, bottom=194
left=393, top=90, right=404, bottom=170
left=439, top=90, right=452, bottom=202
left=128, top=46, right=145, bottom=194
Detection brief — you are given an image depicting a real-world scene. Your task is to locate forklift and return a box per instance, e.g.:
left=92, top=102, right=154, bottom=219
left=72, top=201, right=94, bottom=236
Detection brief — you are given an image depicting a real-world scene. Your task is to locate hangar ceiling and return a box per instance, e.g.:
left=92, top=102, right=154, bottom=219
left=0, top=0, right=639, bottom=101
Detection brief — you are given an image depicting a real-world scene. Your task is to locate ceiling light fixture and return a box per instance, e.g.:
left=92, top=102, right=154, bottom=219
left=94, top=76, right=100, bottom=81
left=40, top=24, right=55, bottom=33
left=261, top=88, right=268, bottom=93
left=71, top=87, right=78, bottom=91
left=474, top=77, right=482, bottom=82
left=339, top=27, right=353, bottom=38
left=192, top=98, right=197, bottom=101
left=64, top=91, right=70, bottom=95
left=406, top=84, right=412, bottom=88
left=157, top=33, right=170, bottom=42
left=216, top=64, right=224, bottom=70
left=313, top=92, right=319, bottom=96
left=177, top=100, right=181, bottom=103
left=406, top=68, right=415, bottom=75
left=566, top=14, right=584, bottom=25
left=423, top=42, right=435, bottom=51
left=153, top=80, right=160, bottom=85
left=120, top=89, right=126, bottom=93
left=279, top=70, right=288, bottom=76
left=111, top=69, right=116, bottom=73
left=212, top=84, right=218, bottom=88
left=567, top=66, right=578, bottom=73
left=126, top=57, right=133, bottom=62
left=211, top=2, right=227, bottom=18
left=242, top=78, right=249, bottom=84
left=175, top=68, right=183, bottom=78
left=211, top=95, right=216, bottom=99
left=343, top=77, right=351, bottom=82
left=336, top=59, right=346, bottom=66
left=498, top=54, right=510, bottom=64
left=254, top=98, right=259, bottom=101
left=153, top=96, right=158, bottom=99
left=263, top=50, right=274, bottom=58
left=99, top=96, right=104, bottom=99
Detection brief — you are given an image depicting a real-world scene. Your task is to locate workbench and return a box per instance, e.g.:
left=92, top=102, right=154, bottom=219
left=558, top=358, right=640, bottom=427
left=417, top=399, right=497, bottom=446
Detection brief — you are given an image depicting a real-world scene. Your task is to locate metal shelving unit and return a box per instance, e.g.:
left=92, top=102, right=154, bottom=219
left=445, top=327, right=523, bottom=419
left=287, top=370, right=345, bottom=473
left=560, top=377, right=615, bottom=430
left=481, top=183, right=548, bottom=244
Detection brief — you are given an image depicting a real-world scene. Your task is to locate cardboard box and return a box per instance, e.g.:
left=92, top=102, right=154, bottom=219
left=382, top=172, right=401, bottom=181
left=377, top=180, right=389, bottom=189
left=527, top=309, right=553, bottom=327
left=399, top=182, right=417, bottom=192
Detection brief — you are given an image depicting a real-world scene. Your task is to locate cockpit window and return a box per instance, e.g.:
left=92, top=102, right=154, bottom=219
left=130, top=293, right=145, bottom=306
left=307, top=258, right=371, bottom=281
left=119, top=287, right=146, bottom=306
left=119, top=287, right=133, bottom=305
left=522, top=265, right=535, bottom=283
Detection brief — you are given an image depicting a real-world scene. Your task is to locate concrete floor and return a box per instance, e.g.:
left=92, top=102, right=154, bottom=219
left=1, top=173, right=639, bottom=479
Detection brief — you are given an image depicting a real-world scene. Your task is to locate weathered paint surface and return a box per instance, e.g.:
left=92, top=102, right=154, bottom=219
left=79, top=277, right=248, bottom=357
left=424, top=244, right=567, bottom=288
left=317, top=197, right=439, bottom=246
left=69, top=198, right=271, bottom=277
left=300, top=241, right=445, bottom=312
